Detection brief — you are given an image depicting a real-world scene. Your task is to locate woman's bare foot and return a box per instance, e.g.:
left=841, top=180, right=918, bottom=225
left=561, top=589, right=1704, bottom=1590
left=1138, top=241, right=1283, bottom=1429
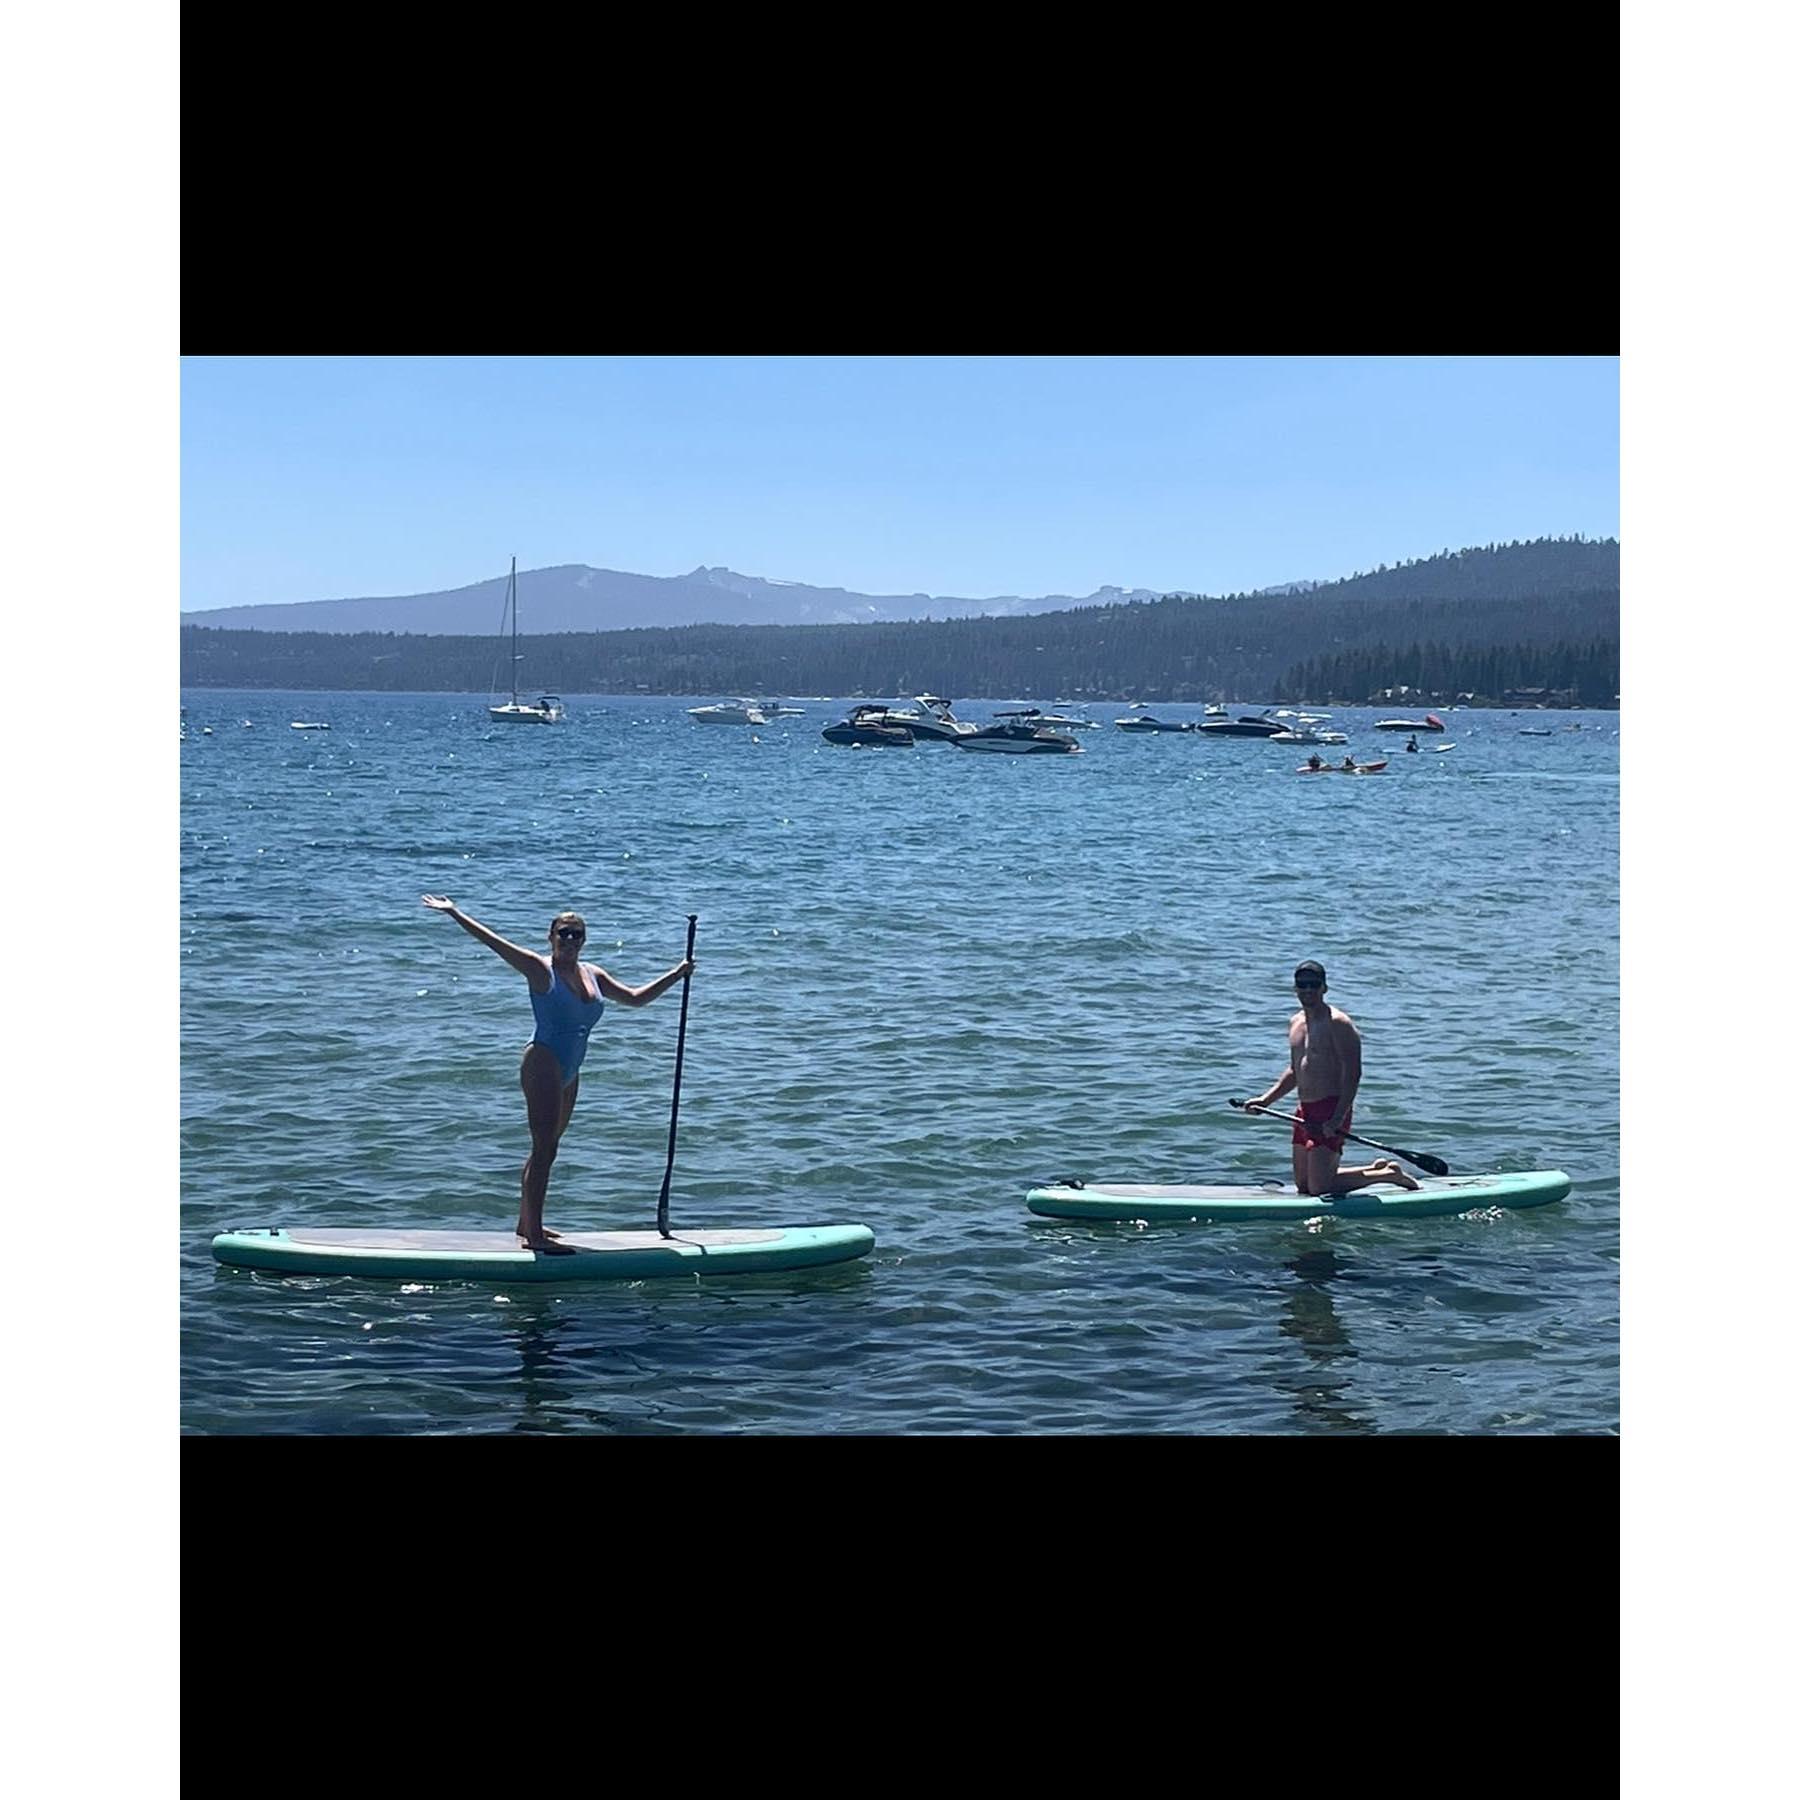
left=1372, top=1159, right=1421, bottom=1190
left=519, top=1234, right=576, bottom=1255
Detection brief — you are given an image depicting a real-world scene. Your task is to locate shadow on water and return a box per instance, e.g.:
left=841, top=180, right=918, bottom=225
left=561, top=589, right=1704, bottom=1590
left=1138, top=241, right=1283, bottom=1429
left=1276, top=1246, right=1374, bottom=1433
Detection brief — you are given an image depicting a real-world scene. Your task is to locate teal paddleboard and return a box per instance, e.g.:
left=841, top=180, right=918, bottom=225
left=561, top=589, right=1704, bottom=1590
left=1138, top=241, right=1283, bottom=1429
left=1026, top=1170, right=1570, bottom=1222
left=212, top=1223, right=875, bottom=1282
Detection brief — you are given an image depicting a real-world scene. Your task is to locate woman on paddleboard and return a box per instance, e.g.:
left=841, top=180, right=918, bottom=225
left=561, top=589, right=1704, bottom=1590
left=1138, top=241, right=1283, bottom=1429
left=422, top=896, right=694, bottom=1252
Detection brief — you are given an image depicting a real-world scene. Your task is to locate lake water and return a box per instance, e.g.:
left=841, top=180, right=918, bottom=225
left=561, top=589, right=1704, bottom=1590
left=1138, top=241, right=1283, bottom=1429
left=180, top=693, right=1619, bottom=1433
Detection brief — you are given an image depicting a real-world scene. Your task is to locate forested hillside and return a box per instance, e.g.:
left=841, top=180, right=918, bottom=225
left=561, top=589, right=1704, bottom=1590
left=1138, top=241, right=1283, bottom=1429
left=180, top=538, right=1620, bottom=705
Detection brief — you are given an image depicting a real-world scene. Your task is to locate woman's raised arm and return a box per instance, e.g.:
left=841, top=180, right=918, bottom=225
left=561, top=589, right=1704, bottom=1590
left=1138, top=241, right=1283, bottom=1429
left=421, top=896, right=549, bottom=988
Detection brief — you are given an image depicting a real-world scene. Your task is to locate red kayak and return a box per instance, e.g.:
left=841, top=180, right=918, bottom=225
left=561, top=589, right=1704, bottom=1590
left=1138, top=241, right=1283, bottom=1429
left=1297, top=760, right=1388, bottom=775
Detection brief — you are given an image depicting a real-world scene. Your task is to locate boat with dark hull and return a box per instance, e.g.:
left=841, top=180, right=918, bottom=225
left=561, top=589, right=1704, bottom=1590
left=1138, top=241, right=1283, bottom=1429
left=954, top=716, right=1082, bottom=754
left=1198, top=715, right=1285, bottom=737
left=821, top=705, right=915, bottom=747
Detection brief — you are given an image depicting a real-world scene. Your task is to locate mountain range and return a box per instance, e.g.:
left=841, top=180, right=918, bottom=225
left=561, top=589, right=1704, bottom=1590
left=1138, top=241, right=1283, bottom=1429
left=181, top=565, right=1168, bottom=634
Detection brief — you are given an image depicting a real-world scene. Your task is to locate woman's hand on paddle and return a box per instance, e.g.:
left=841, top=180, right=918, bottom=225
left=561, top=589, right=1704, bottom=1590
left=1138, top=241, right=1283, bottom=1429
left=674, top=958, right=695, bottom=982
left=421, top=894, right=457, bottom=914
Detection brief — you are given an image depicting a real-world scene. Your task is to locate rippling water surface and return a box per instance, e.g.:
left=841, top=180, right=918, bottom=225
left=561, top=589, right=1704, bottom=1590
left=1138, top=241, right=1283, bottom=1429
left=180, top=694, right=1619, bottom=1433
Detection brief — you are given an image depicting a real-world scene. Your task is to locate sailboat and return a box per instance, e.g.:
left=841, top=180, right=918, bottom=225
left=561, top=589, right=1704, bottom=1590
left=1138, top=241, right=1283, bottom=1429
left=487, top=558, right=565, bottom=724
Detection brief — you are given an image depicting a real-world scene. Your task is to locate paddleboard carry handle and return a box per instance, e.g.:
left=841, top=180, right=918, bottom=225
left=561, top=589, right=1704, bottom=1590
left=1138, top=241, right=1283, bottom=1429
left=657, top=914, right=699, bottom=1239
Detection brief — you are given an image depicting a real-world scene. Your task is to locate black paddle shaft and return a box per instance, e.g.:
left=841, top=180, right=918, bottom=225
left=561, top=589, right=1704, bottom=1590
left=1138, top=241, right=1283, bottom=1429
left=657, top=915, right=700, bottom=1237
left=1228, top=1098, right=1450, bottom=1177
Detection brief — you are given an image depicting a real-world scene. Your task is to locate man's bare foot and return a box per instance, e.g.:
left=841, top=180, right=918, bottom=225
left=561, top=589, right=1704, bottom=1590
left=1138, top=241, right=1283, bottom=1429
left=1372, top=1160, right=1421, bottom=1190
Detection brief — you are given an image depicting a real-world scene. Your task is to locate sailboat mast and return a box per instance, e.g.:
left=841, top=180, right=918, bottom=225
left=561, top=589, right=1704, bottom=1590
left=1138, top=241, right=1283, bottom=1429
left=509, top=556, right=519, bottom=704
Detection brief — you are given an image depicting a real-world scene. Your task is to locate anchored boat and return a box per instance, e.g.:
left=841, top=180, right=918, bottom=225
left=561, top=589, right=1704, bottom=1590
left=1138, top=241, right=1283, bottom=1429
left=954, top=715, right=1083, bottom=753
left=1198, top=715, right=1286, bottom=737
left=689, top=699, right=771, bottom=724
left=821, top=704, right=915, bottom=746
left=487, top=557, right=564, bottom=724
left=890, top=695, right=978, bottom=742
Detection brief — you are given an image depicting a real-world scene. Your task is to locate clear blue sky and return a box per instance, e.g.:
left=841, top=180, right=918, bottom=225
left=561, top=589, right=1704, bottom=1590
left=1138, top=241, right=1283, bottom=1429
left=180, top=356, right=1618, bottom=611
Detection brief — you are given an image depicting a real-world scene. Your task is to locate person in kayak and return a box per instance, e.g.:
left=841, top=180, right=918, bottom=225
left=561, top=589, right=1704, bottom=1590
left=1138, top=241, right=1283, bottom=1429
left=1243, top=961, right=1420, bottom=1195
left=1307, top=753, right=1324, bottom=770
left=1406, top=734, right=1420, bottom=753
left=422, top=896, right=694, bottom=1251
left=1340, top=755, right=1357, bottom=770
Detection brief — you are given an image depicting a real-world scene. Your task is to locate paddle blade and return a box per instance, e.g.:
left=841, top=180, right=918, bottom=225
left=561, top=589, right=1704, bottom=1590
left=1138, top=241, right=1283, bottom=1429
left=1409, top=1151, right=1451, bottom=1176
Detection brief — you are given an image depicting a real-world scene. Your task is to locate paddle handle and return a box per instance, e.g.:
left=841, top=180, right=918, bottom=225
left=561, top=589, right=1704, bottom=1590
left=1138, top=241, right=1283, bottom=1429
left=657, top=915, right=699, bottom=1237
left=1228, top=1098, right=1450, bottom=1177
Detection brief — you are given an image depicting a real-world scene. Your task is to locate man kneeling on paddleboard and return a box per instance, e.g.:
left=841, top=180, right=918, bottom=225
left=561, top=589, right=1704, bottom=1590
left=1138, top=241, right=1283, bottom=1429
left=1243, top=961, right=1420, bottom=1196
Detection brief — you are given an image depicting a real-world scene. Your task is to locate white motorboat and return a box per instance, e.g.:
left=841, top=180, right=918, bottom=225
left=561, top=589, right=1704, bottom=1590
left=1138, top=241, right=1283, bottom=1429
left=487, top=557, right=565, bottom=724
left=887, top=696, right=977, bottom=742
left=1204, top=703, right=1227, bottom=716
left=290, top=720, right=330, bottom=731
left=1115, top=714, right=1193, bottom=732
left=758, top=699, right=807, bottom=717
left=689, top=699, right=771, bottom=724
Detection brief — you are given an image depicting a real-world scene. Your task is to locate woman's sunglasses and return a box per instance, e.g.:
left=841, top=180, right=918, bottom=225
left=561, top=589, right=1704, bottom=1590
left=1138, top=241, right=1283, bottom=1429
left=556, top=928, right=585, bottom=942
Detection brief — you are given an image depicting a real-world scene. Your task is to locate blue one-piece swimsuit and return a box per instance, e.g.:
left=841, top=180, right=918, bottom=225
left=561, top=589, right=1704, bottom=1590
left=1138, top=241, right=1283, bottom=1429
left=530, top=964, right=606, bottom=1087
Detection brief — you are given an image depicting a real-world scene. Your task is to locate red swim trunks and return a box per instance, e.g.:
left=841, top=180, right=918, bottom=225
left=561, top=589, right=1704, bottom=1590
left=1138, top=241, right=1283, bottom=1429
left=1293, top=1095, right=1352, bottom=1151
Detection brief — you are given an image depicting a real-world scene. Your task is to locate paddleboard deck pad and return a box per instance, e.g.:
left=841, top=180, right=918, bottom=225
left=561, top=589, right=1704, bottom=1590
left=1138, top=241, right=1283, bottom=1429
left=212, top=1224, right=875, bottom=1282
left=1026, top=1170, right=1570, bottom=1222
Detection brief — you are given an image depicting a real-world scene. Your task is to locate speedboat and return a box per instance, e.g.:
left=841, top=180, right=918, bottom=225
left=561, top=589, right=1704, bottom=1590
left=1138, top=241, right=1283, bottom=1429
left=689, top=699, right=770, bottom=724
left=758, top=700, right=807, bottom=717
left=892, top=696, right=978, bottom=742
left=290, top=720, right=331, bottom=731
left=954, top=719, right=1082, bottom=754
left=1204, top=703, right=1226, bottom=716
left=1035, top=708, right=1099, bottom=729
left=1375, top=712, right=1446, bottom=732
left=1198, top=715, right=1285, bottom=737
left=1114, top=714, right=1192, bottom=732
left=821, top=705, right=915, bottom=746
